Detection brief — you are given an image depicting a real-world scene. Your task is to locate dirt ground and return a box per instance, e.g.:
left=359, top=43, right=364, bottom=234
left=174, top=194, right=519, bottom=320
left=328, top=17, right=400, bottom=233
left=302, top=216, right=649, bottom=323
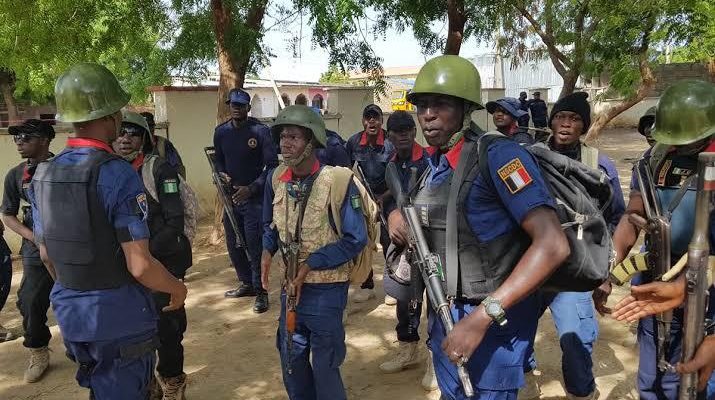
left=0, top=128, right=649, bottom=400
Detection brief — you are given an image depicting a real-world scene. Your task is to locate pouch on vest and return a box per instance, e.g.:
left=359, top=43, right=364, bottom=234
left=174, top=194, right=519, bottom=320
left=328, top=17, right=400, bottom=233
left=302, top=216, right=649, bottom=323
left=141, top=154, right=198, bottom=242
left=476, top=132, right=614, bottom=292
left=32, top=151, right=134, bottom=290
left=329, top=167, right=379, bottom=285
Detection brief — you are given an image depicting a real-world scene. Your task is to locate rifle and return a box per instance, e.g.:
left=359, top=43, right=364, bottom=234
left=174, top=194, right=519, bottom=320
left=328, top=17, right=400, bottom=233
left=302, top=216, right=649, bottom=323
left=353, top=161, right=388, bottom=229
left=627, top=157, right=673, bottom=373
left=385, top=163, right=474, bottom=398
left=204, top=147, right=250, bottom=262
left=278, top=182, right=312, bottom=375
left=679, top=152, right=715, bottom=399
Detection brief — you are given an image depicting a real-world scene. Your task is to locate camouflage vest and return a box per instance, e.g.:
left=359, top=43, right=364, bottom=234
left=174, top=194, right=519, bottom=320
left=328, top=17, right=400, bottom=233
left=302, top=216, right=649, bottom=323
left=272, top=166, right=351, bottom=284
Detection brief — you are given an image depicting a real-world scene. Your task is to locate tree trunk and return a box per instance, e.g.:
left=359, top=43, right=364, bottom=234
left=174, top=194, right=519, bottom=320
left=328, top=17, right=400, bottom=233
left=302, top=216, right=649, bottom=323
left=208, top=0, right=266, bottom=244
left=558, top=70, right=579, bottom=99
left=444, top=0, right=466, bottom=55
left=585, top=64, right=655, bottom=141
left=0, top=69, right=18, bottom=127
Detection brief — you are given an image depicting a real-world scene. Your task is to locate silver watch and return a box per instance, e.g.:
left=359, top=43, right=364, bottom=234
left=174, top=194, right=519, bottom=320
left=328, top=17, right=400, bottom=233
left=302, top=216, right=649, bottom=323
left=482, top=296, right=507, bottom=327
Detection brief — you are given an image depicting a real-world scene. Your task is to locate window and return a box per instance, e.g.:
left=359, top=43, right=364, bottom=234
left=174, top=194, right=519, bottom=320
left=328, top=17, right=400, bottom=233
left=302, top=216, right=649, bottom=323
left=311, top=94, right=324, bottom=109
left=281, top=94, right=291, bottom=106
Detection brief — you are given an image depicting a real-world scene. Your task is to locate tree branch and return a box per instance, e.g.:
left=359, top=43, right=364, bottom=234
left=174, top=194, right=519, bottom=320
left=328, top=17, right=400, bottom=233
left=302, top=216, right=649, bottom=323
left=513, top=2, right=572, bottom=73
left=444, top=0, right=466, bottom=55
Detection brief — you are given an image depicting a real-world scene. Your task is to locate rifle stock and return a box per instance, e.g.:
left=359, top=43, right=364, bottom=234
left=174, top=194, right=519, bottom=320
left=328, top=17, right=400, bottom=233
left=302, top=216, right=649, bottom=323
left=679, top=152, right=715, bottom=399
left=204, top=147, right=251, bottom=262
left=634, top=158, right=673, bottom=372
left=385, top=164, right=474, bottom=397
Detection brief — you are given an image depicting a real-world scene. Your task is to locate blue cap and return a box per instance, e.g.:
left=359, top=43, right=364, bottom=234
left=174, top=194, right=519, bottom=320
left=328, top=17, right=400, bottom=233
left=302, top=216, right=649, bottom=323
left=226, top=88, right=251, bottom=105
left=485, top=97, right=528, bottom=119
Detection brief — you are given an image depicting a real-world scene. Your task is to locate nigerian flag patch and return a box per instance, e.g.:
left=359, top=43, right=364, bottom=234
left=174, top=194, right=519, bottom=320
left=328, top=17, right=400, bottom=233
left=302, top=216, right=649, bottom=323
left=163, top=179, right=179, bottom=194
left=350, top=194, right=362, bottom=210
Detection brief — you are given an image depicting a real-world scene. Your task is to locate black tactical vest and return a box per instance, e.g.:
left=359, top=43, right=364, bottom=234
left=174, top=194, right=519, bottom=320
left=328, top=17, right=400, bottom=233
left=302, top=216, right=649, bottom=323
left=32, top=151, right=134, bottom=290
left=413, top=134, right=531, bottom=302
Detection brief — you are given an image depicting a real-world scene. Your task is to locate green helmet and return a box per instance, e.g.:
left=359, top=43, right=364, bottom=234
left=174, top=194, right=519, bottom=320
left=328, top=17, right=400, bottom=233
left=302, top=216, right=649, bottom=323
left=652, top=79, right=715, bottom=145
left=121, top=109, right=150, bottom=134
left=407, top=55, right=483, bottom=108
left=271, top=105, right=326, bottom=148
left=55, top=63, right=130, bottom=123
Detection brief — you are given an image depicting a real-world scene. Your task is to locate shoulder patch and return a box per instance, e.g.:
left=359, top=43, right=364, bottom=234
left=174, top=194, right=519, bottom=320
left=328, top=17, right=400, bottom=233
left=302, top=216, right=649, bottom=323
left=497, top=158, right=533, bottom=194
left=247, top=138, right=258, bottom=149
left=136, top=193, right=148, bottom=220
left=162, top=178, right=179, bottom=194
left=350, top=194, right=362, bottom=210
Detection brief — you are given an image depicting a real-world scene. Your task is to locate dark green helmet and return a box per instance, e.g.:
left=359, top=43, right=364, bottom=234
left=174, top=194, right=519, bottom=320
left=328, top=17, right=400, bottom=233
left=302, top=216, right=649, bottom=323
left=407, top=55, right=483, bottom=108
left=121, top=109, right=150, bottom=134
left=652, top=79, right=715, bottom=145
left=55, top=63, right=130, bottom=123
left=271, top=105, right=326, bottom=148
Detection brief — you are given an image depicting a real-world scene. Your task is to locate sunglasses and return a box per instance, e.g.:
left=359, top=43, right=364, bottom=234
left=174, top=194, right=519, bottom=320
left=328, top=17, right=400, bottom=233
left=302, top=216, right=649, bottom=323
left=120, top=125, right=145, bottom=138
left=13, top=133, right=42, bottom=144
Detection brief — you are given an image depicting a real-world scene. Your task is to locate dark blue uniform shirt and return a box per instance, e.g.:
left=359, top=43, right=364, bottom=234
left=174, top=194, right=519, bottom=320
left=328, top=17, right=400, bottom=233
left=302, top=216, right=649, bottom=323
left=383, top=143, right=430, bottom=217
left=262, top=163, right=368, bottom=270
left=316, top=130, right=350, bottom=167
left=30, top=139, right=156, bottom=342
left=346, top=130, right=395, bottom=195
left=528, top=99, right=548, bottom=127
left=213, top=119, right=279, bottom=199
left=429, top=138, right=555, bottom=242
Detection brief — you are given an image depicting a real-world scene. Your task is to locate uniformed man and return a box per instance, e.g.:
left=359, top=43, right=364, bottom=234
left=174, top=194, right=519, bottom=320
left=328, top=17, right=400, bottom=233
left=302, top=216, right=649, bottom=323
left=346, top=104, right=395, bottom=303
left=29, top=63, right=187, bottom=398
left=0, top=219, right=14, bottom=342
left=523, top=92, right=625, bottom=400
left=1, top=119, right=56, bottom=382
left=140, top=111, right=186, bottom=178
left=113, top=110, right=192, bottom=400
left=485, top=97, right=534, bottom=145
left=529, top=92, right=549, bottom=142
left=638, top=106, right=657, bottom=147
left=213, top=88, right=278, bottom=313
left=261, top=105, right=368, bottom=400
left=601, top=79, right=715, bottom=399
left=388, top=55, right=570, bottom=400
left=307, top=107, right=350, bottom=167
left=518, top=91, right=531, bottom=128
left=378, top=111, right=437, bottom=390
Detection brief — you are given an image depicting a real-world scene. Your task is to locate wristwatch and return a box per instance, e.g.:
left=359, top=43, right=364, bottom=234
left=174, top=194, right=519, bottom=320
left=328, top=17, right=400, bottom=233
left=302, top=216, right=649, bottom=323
left=481, top=296, right=507, bottom=327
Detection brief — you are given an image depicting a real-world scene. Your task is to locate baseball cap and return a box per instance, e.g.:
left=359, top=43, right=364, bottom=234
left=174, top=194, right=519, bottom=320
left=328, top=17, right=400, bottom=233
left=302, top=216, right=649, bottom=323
left=363, top=104, right=383, bottom=118
left=8, top=119, right=55, bottom=140
left=226, top=88, right=251, bottom=105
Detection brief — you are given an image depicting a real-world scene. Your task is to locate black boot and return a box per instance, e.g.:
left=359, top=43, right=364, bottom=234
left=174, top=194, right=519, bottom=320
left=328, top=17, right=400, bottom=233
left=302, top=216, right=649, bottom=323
left=253, top=291, right=269, bottom=313
left=224, top=284, right=256, bottom=298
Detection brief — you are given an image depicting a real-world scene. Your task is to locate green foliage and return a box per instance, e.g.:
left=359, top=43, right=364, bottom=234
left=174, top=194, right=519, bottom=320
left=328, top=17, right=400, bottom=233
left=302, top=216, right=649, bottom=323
left=0, top=0, right=172, bottom=104
left=668, top=1, right=715, bottom=63
left=319, top=65, right=352, bottom=83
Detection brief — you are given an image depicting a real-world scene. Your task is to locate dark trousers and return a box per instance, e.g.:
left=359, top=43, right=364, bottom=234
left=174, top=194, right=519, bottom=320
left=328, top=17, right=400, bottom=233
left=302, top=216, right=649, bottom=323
left=396, top=299, right=421, bottom=342
left=223, top=200, right=264, bottom=291
left=65, top=330, right=156, bottom=399
left=152, top=291, right=187, bottom=378
left=17, top=260, right=53, bottom=348
left=0, top=253, right=11, bottom=314
left=360, top=224, right=390, bottom=290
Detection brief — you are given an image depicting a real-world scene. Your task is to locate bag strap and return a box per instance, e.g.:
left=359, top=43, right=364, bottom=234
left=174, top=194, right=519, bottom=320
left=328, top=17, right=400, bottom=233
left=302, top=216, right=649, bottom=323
left=141, top=154, right=159, bottom=203
left=580, top=145, right=599, bottom=170
left=329, top=167, right=355, bottom=236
